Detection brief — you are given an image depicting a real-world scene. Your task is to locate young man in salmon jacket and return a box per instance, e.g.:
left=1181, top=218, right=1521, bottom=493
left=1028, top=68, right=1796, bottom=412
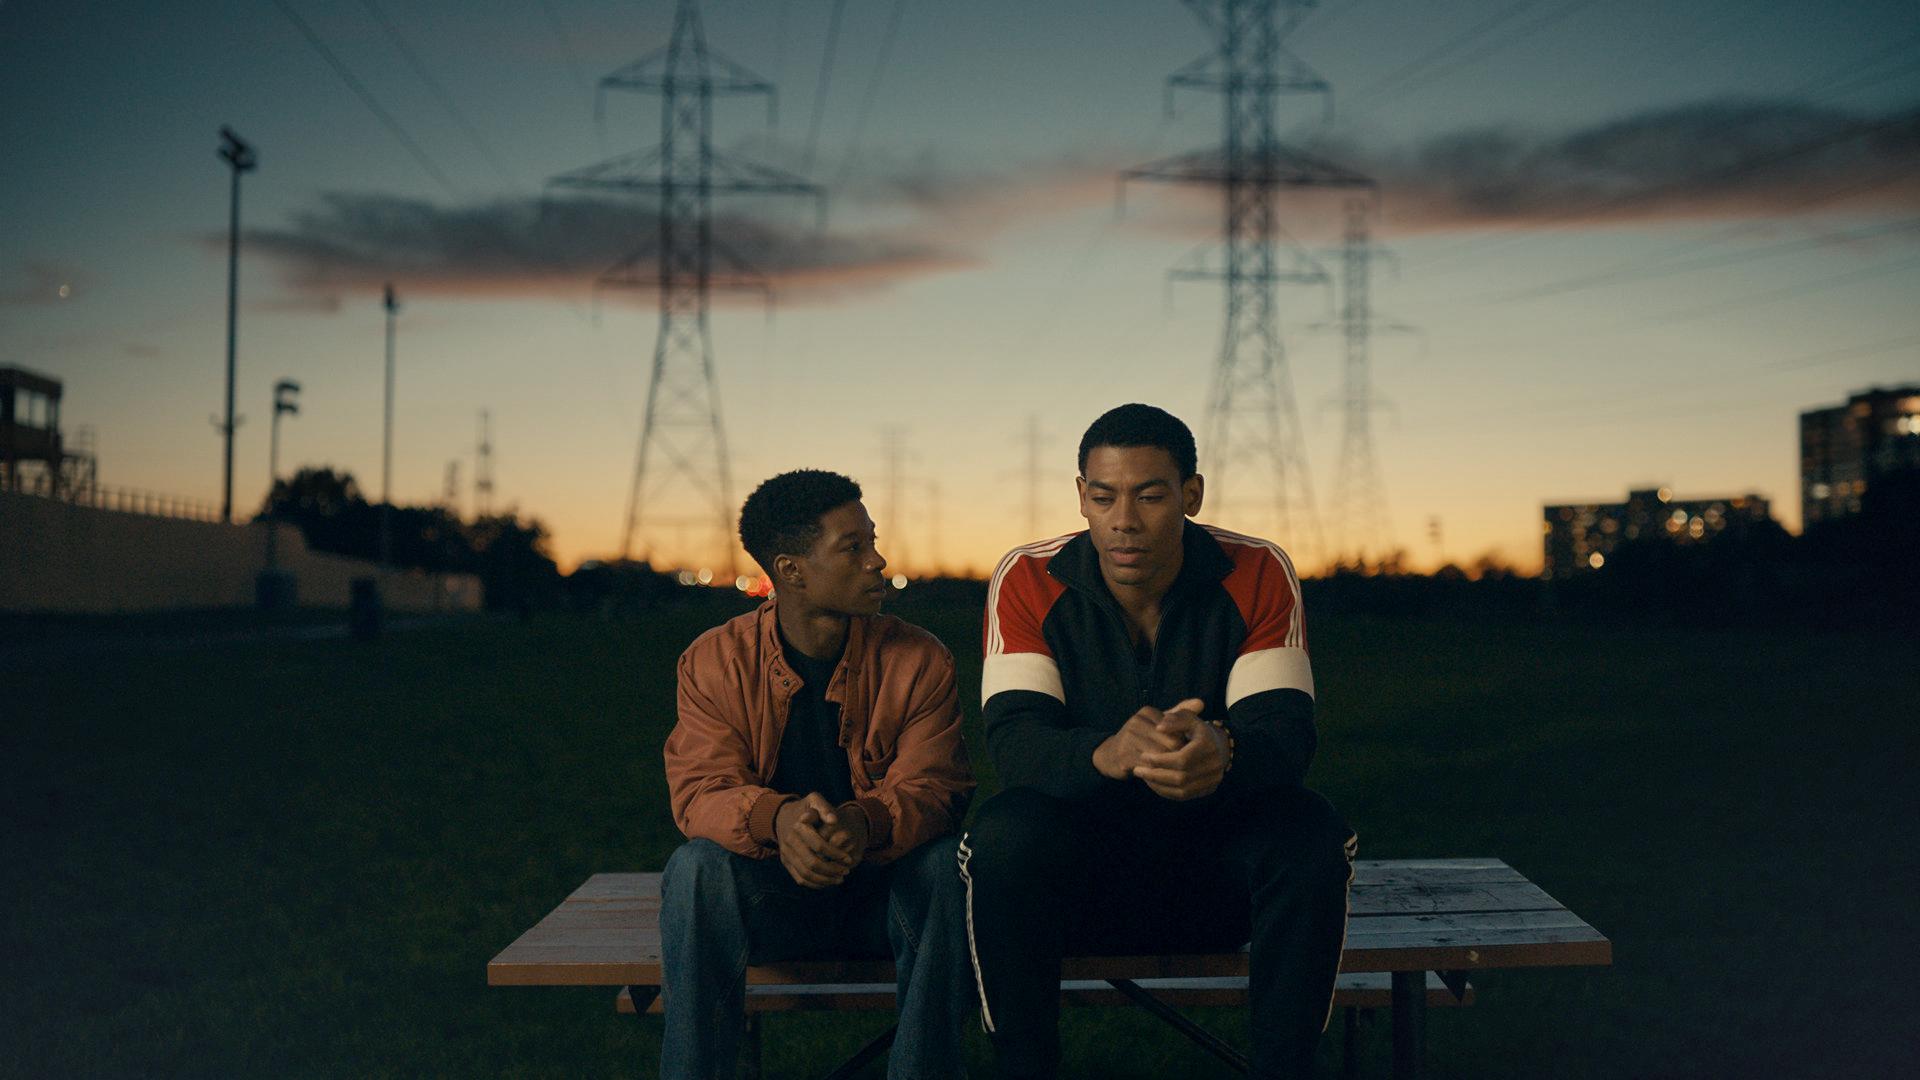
left=660, top=469, right=976, bottom=1080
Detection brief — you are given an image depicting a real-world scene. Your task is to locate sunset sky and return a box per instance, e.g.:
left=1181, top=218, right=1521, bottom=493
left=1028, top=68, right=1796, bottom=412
left=4, top=0, right=1917, bottom=576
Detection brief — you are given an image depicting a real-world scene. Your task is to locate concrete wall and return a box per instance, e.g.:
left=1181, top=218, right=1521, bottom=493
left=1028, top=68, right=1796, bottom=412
left=0, top=491, right=480, bottom=613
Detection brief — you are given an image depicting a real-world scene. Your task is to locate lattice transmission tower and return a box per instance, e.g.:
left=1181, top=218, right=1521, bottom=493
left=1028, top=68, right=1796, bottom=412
left=550, top=0, right=820, bottom=571
left=1327, top=195, right=1414, bottom=565
left=1124, top=0, right=1371, bottom=565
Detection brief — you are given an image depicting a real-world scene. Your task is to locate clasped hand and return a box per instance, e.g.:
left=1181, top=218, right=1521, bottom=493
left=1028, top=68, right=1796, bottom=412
left=1093, top=697, right=1228, bottom=801
left=774, top=792, right=868, bottom=889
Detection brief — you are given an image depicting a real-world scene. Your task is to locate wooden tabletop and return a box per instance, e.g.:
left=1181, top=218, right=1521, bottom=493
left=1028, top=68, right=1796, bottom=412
left=487, top=857, right=1611, bottom=988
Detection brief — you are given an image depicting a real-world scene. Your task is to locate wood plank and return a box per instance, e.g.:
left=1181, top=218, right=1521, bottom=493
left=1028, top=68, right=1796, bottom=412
left=1355, top=858, right=1510, bottom=871
left=614, top=972, right=1474, bottom=1015
left=1351, top=865, right=1527, bottom=887
left=1347, top=909, right=1593, bottom=936
left=1347, top=880, right=1561, bottom=915
left=488, top=857, right=1612, bottom=989
left=568, top=862, right=1529, bottom=900
left=568, top=873, right=661, bottom=902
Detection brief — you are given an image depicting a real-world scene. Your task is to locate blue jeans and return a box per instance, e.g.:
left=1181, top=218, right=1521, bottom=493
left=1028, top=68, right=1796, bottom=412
left=660, top=835, right=971, bottom=1080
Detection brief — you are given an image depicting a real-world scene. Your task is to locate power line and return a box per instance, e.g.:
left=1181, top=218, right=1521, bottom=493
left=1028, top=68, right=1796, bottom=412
left=1356, top=0, right=1602, bottom=109
left=1290, top=0, right=1369, bottom=47
left=1472, top=165, right=1919, bottom=306
left=1644, top=248, right=1920, bottom=325
left=268, top=0, right=459, bottom=195
left=1344, top=0, right=1545, bottom=108
left=1486, top=217, right=1920, bottom=304
left=833, top=0, right=911, bottom=189
left=534, top=0, right=592, bottom=91
left=357, top=0, right=520, bottom=188
left=801, top=0, right=849, bottom=174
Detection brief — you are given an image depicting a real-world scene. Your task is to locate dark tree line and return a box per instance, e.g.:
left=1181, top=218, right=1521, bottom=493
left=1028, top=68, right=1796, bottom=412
left=258, top=466, right=559, bottom=612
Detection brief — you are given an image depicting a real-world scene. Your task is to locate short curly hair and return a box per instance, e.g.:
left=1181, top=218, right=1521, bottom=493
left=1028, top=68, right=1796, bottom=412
left=738, top=469, right=864, bottom=575
left=1078, top=403, right=1197, bottom=479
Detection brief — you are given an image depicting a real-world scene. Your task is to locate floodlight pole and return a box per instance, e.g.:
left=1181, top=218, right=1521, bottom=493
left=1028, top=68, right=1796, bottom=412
left=267, top=379, right=300, bottom=570
left=217, top=126, right=257, bottom=524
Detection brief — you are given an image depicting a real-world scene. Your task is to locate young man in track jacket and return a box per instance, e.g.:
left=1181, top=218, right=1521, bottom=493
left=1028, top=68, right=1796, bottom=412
left=961, top=404, right=1357, bottom=1080
left=661, top=469, right=975, bottom=1080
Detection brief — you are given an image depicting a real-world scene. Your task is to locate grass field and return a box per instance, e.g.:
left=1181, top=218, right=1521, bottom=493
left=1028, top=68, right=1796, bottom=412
left=3, top=596, right=1915, bottom=1078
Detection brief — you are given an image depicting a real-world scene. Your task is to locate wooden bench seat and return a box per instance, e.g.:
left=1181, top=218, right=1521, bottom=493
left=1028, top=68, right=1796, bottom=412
left=490, top=857, right=1608, bottom=1079
left=613, top=971, right=1474, bottom=1015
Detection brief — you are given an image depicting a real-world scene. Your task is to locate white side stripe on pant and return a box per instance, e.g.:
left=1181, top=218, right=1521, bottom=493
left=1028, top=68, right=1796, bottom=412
left=1320, top=831, right=1361, bottom=1033
left=955, top=833, right=997, bottom=1033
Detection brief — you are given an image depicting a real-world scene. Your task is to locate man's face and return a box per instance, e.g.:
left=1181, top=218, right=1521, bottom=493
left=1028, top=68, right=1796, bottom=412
left=1077, top=445, right=1203, bottom=589
left=787, top=500, right=890, bottom=616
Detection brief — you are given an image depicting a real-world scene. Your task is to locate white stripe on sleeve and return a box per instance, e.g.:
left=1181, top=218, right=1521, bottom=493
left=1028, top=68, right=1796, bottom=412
left=1225, top=646, right=1315, bottom=706
left=980, top=652, right=1066, bottom=705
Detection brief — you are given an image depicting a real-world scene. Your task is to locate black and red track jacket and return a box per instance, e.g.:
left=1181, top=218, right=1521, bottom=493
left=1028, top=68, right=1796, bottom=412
left=981, top=519, right=1316, bottom=807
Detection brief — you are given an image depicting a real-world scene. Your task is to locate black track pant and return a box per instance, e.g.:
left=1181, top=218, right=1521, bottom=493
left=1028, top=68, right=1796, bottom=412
left=958, top=785, right=1356, bottom=1080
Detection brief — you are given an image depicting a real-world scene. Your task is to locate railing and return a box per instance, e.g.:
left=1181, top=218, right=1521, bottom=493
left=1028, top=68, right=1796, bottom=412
left=6, top=480, right=222, bottom=523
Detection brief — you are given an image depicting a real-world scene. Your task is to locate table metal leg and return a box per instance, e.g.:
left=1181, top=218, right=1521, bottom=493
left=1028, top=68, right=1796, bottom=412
left=1105, top=978, right=1251, bottom=1074
left=819, top=1024, right=895, bottom=1080
left=744, top=1013, right=762, bottom=1080
left=1342, top=1006, right=1360, bottom=1080
left=1390, top=971, right=1426, bottom=1080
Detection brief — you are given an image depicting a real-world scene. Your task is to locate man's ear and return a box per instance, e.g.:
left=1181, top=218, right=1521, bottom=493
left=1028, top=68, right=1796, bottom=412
left=1075, top=475, right=1090, bottom=518
left=1183, top=474, right=1204, bottom=517
left=773, top=552, right=804, bottom=590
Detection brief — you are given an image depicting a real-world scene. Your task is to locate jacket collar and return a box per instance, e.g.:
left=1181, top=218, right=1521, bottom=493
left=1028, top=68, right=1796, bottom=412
left=1048, top=519, right=1233, bottom=604
left=757, top=597, right=865, bottom=702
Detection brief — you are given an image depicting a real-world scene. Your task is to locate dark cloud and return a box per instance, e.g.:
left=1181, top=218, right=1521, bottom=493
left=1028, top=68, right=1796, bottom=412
left=1318, top=98, right=1920, bottom=232
left=959, top=98, right=1920, bottom=240
left=239, top=193, right=968, bottom=308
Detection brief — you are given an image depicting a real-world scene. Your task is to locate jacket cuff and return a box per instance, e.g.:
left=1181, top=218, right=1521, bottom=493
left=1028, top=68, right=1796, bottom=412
left=849, top=797, right=893, bottom=852
left=746, top=791, right=794, bottom=848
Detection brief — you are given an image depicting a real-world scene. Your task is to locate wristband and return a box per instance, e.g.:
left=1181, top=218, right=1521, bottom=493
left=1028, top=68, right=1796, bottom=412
left=1207, top=719, right=1235, bottom=772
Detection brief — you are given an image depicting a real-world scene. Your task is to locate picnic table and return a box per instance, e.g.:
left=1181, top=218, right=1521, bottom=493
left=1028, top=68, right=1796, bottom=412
left=489, top=857, right=1610, bottom=1078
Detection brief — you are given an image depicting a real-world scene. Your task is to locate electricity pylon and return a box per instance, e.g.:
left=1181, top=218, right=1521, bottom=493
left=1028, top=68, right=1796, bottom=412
left=550, top=0, right=820, bottom=572
left=1325, top=195, right=1416, bottom=565
left=1124, top=0, right=1372, bottom=566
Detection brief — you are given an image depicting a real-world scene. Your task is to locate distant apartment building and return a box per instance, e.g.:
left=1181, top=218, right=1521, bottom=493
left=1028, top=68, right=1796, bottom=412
left=1541, top=487, right=1772, bottom=579
left=1799, top=385, right=1920, bottom=527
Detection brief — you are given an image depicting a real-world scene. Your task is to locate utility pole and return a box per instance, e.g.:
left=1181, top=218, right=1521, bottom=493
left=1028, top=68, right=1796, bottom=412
left=442, top=460, right=461, bottom=516
left=928, top=479, right=943, bottom=578
left=550, top=0, right=820, bottom=573
left=1123, top=1, right=1371, bottom=567
left=879, top=427, right=912, bottom=577
left=216, top=127, right=256, bottom=523
left=1024, top=414, right=1045, bottom=540
left=381, top=283, right=399, bottom=569
left=474, top=409, right=494, bottom=519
